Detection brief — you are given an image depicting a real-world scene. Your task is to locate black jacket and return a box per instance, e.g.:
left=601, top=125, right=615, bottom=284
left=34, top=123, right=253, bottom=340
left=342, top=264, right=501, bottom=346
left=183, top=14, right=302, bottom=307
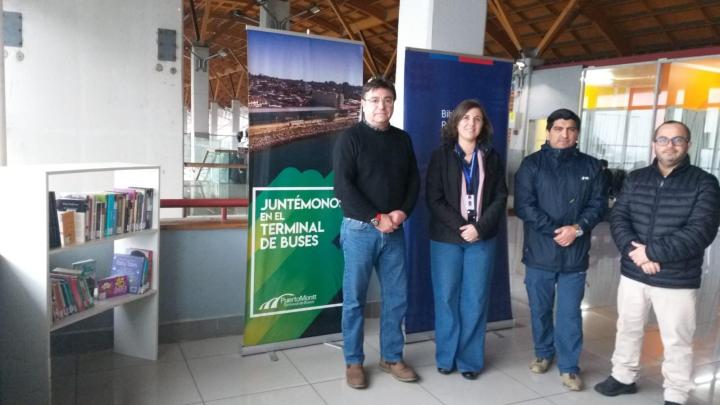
left=514, top=144, right=607, bottom=272
left=426, top=142, right=507, bottom=243
left=610, top=156, right=720, bottom=289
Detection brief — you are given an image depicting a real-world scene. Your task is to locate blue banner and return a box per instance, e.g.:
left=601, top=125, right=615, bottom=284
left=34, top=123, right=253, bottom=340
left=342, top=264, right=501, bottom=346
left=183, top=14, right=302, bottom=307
left=403, top=48, right=513, bottom=334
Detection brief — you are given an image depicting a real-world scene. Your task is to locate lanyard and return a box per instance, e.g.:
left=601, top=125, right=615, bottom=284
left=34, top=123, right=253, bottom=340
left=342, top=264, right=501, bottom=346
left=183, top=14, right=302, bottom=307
left=457, top=145, right=478, bottom=196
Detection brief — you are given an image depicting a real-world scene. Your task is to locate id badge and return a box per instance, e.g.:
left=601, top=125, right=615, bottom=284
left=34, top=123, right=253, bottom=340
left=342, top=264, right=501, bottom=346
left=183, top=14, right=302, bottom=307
left=464, top=195, right=475, bottom=211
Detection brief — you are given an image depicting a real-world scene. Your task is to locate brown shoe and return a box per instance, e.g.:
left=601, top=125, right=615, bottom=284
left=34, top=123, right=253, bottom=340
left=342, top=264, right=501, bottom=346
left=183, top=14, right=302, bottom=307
left=379, top=359, right=418, bottom=382
left=346, top=364, right=367, bottom=389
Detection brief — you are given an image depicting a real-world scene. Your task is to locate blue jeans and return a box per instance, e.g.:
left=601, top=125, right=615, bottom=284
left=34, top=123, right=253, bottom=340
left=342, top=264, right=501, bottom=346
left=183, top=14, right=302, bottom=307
left=524, top=267, right=587, bottom=374
left=340, top=217, right=407, bottom=365
left=431, top=239, right=496, bottom=372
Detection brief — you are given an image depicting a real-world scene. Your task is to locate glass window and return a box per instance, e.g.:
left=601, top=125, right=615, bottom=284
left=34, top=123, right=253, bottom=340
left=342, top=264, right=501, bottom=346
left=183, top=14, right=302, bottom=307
left=656, top=58, right=720, bottom=178
left=580, top=63, right=657, bottom=171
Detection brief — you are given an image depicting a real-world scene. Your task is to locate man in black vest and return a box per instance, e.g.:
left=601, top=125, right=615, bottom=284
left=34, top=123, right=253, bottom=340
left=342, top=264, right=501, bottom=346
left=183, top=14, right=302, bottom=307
left=595, top=121, right=720, bottom=405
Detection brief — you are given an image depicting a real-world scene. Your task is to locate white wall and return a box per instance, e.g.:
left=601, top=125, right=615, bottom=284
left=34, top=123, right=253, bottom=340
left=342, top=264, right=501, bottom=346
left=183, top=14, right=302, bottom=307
left=4, top=0, right=183, bottom=199
left=527, top=66, right=584, bottom=120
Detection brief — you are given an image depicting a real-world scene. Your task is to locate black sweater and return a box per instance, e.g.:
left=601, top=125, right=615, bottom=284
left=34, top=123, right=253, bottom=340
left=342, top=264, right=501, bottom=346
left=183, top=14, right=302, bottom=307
left=610, top=156, right=720, bottom=288
left=333, top=121, right=420, bottom=222
left=426, top=142, right=507, bottom=243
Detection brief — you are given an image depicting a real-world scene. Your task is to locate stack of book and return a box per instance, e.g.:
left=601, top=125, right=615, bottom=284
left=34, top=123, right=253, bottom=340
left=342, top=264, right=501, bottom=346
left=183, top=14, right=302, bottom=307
left=50, top=266, right=95, bottom=322
left=48, top=187, right=155, bottom=248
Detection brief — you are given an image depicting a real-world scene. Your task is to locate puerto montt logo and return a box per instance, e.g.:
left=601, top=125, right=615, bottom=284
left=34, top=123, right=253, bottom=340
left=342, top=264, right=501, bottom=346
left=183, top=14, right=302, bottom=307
left=258, top=292, right=318, bottom=312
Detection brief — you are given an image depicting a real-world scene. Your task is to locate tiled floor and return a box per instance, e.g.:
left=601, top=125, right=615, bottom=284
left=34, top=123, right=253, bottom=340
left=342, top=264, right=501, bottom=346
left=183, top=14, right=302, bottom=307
left=52, top=218, right=720, bottom=405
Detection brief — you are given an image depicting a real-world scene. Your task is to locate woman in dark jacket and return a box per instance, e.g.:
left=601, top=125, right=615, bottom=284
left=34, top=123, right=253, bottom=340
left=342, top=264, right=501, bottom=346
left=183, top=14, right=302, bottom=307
left=426, top=99, right=508, bottom=379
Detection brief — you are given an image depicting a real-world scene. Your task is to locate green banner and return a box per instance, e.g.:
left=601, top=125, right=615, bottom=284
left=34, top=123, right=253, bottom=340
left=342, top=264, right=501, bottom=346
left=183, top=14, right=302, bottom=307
left=243, top=28, right=362, bottom=350
left=244, top=169, right=343, bottom=346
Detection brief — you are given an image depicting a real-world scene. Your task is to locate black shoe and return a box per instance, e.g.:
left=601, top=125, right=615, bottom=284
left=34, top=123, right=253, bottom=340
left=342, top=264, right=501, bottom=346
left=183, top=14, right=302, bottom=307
left=461, top=371, right=479, bottom=380
left=664, top=402, right=682, bottom=405
left=594, top=375, right=637, bottom=397
left=437, top=367, right=453, bottom=375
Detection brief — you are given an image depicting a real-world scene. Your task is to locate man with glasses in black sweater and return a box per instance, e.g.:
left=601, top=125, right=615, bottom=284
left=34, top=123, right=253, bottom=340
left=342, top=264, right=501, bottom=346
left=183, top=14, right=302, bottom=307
left=333, top=77, right=420, bottom=389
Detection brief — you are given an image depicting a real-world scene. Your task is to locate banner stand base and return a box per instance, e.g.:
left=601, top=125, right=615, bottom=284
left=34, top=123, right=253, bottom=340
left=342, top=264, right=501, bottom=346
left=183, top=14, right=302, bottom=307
left=241, top=333, right=343, bottom=356
left=324, top=341, right=343, bottom=350
left=405, top=318, right=515, bottom=344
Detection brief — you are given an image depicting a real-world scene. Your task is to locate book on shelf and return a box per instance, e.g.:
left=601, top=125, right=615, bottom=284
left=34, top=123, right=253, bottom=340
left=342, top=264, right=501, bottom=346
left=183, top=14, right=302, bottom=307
left=71, top=259, right=97, bottom=299
left=127, top=248, right=153, bottom=291
left=91, top=194, right=107, bottom=240
left=50, top=268, right=95, bottom=319
left=51, top=279, right=66, bottom=320
left=57, top=211, right=76, bottom=247
left=105, top=193, right=116, bottom=237
left=96, top=274, right=129, bottom=299
left=48, top=187, right=154, bottom=249
left=56, top=193, right=91, bottom=243
left=51, top=277, right=76, bottom=320
left=110, top=253, right=148, bottom=294
left=129, top=187, right=154, bottom=230
left=112, top=188, right=138, bottom=233
left=49, top=192, right=61, bottom=249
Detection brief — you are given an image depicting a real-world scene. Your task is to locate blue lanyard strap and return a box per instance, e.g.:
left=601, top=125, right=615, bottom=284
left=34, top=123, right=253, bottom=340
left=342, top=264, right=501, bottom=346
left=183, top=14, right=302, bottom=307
left=456, top=144, right=477, bottom=196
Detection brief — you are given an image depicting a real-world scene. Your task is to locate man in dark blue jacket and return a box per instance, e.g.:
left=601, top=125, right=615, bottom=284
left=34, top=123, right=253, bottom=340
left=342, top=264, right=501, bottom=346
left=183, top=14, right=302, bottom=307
left=515, top=109, right=607, bottom=391
left=595, top=121, right=720, bottom=405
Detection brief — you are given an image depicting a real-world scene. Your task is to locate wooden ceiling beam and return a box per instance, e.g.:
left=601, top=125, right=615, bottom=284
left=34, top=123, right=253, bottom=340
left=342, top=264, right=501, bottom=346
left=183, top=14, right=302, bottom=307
left=693, top=0, right=720, bottom=42
left=536, top=0, right=583, bottom=57
left=326, top=0, right=357, bottom=38
left=383, top=48, right=397, bottom=78
left=488, top=0, right=523, bottom=53
left=326, top=0, right=378, bottom=76
left=342, top=0, right=387, bottom=22
left=581, top=2, right=632, bottom=56
left=485, top=20, right=521, bottom=59
left=613, top=3, right=713, bottom=23
left=303, top=13, right=345, bottom=36
left=199, top=1, right=214, bottom=44
left=638, top=0, right=675, bottom=47
left=625, top=19, right=720, bottom=38
left=235, top=70, right=246, bottom=99
left=224, top=47, right=247, bottom=72
left=212, top=74, right=234, bottom=99
left=357, top=30, right=380, bottom=76
left=188, top=0, right=201, bottom=42
left=228, top=73, right=236, bottom=99
left=350, top=8, right=399, bottom=33
left=204, top=19, right=241, bottom=45
left=183, top=64, right=247, bottom=89
left=211, top=80, right=219, bottom=102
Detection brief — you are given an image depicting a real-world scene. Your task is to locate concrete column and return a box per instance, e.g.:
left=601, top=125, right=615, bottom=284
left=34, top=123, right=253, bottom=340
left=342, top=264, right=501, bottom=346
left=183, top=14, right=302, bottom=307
left=0, top=0, right=7, bottom=166
left=231, top=99, right=241, bottom=134
left=190, top=45, right=209, bottom=161
left=392, top=0, right=487, bottom=128
left=259, top=0, right=290, bottom=30
left=209, top=101, right=219, bottom=136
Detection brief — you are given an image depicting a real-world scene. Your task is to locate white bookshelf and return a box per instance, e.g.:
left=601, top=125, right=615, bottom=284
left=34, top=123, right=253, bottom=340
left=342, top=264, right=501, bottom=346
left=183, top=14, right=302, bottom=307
left=0, top=163, right=161, bottom=405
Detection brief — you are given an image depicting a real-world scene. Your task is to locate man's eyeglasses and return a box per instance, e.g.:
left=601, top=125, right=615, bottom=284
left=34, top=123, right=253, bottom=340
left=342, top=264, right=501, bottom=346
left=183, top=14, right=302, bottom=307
left=654, top=136, right=689, bottom=146
left=364, top=97, right=394, bottom=106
